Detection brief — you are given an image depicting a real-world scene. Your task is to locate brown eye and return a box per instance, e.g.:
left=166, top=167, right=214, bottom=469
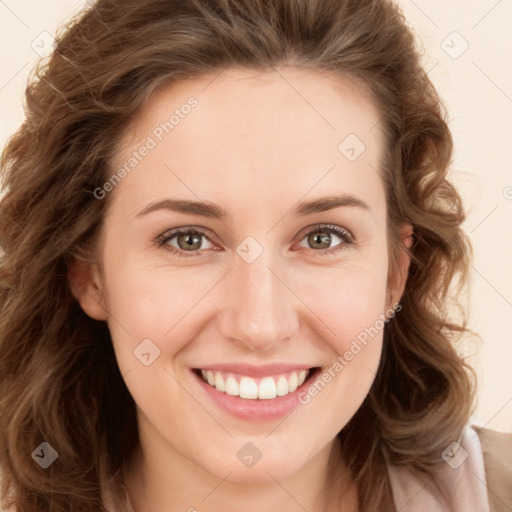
left=158, top=228, right=215, bottom=258
left=297, top=224, right=354, bottom=256
left=174, top=232, right=204, bottom=251
left=306, top=230, right=334, bottom=250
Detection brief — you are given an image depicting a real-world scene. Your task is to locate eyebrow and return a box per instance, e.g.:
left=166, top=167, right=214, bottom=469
left=135, top=193, right=370, bottom=220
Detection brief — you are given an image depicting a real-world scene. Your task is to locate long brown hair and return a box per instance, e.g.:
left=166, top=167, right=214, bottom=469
left=0, top=1, right=477, bottom=510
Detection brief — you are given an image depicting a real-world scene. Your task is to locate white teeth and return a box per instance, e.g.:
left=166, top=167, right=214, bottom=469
left=224, top=376, right=239, bottom=396
left=258, top=377, right=276, bottom=399
left=288, top=372, right=298, bottom=392
left=198, top=369, right=311, bottom=400
left=214, top=372, right=225, bottom=392
left=276, top=376, right=289, bottom=396
left=239, top=376, right=258, bottom=399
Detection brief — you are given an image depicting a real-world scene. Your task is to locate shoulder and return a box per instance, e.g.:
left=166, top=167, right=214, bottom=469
left=472, top=424, right=512, bottom=511
left=384, top=425, right=496, bottom=511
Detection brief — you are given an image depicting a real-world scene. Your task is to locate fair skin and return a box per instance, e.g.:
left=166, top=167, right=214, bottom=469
left=70, top=67, right=412, bottom=512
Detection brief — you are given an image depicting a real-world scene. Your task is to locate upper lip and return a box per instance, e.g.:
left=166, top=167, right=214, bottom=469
left=193, top=363, right=318, bottom=378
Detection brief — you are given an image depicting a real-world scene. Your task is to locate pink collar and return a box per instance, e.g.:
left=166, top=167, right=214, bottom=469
left=385, top=425, right=490, bottom=511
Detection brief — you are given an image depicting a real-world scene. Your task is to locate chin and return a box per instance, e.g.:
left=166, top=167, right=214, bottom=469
left=226, top=462, right=301, bottom=485
left=196, top=447, right=306, bottom=485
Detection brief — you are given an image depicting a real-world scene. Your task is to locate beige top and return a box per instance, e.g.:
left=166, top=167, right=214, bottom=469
left=385, top=424, right=512, bottom=512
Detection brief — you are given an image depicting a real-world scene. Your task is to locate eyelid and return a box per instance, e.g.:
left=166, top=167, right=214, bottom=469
left=156, top=225, right=220, bottom=246
left=295, top=223, right=354, bottom=243
left=156, top=223, right=355, bottom=257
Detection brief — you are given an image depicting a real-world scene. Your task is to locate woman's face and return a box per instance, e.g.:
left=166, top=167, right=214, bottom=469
left=74, top=67, right=411, bottom=484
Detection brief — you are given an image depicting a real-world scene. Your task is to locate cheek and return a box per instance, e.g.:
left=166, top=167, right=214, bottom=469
left=295, top=267, right=389, bottom=419
left=332, top=280, right=386, bottom=354
left=290, top=260, right=388, bottom=351
left=101, top=253, right=220, bottom=370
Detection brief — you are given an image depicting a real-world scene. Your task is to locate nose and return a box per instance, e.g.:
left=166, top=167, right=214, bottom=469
left=217, top=250, right=299, bottom=352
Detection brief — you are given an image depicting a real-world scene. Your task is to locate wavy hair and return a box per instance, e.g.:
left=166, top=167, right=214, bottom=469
left=0, top=0, right=477, bottom=510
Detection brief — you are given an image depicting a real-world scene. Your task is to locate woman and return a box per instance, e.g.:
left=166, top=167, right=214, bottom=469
left=0, top=1, right=510, bottom=511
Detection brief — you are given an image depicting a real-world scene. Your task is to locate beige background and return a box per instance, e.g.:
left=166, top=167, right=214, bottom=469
left=1, top=1, right=511, bottom=432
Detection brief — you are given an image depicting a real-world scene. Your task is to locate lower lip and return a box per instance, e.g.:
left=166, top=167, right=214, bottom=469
left=192, top=368, right=320, bottom=421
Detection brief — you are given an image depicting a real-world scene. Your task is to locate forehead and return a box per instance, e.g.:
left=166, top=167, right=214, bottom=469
left=110, top=67, right=387, bottom=219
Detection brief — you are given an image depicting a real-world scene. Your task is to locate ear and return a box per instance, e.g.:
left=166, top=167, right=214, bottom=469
left=386, top=223, right=414, bottom=309
left=67, top=258, right=108, bottom=321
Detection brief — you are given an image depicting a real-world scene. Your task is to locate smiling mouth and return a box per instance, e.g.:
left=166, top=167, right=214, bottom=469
left=192, top=367, right=321, bottom=400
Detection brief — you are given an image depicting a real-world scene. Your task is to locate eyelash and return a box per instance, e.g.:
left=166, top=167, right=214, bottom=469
left=155, top=224, right=355, bottom=259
